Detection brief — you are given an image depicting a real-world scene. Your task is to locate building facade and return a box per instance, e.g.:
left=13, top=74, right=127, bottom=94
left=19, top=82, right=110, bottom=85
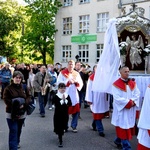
left=54, top=0, right=150, bottom=68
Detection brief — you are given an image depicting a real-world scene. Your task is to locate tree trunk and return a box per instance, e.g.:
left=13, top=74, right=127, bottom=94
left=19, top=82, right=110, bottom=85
left=42, top=47, right=46, bottom=65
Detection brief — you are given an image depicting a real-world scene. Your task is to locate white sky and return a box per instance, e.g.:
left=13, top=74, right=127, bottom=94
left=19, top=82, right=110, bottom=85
left=14, top=0, right=27, bottom=5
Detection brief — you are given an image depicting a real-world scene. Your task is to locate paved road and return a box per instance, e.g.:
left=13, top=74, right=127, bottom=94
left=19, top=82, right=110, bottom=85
left=0, top=98, right=138, bottom=150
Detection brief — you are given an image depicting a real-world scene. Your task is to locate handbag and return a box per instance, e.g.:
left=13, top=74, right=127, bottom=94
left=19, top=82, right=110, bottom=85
left=26, top=96, right=36, bottom=115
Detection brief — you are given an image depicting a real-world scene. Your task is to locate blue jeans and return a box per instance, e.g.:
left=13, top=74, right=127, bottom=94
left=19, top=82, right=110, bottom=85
left=38, top=92, right=48, bottom=114
left=79, top=92, right=85, bottom=107
left=95, top=120, right=104, bottom=133
left=71, top=112, right=79, bottom=128
left=7, top=118, right=25, bottom=150
left=114, top=137, right=131, bottom=150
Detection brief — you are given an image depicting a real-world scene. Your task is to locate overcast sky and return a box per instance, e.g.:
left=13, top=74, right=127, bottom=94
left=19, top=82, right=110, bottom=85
left=14, top=0, right=27, bottom=5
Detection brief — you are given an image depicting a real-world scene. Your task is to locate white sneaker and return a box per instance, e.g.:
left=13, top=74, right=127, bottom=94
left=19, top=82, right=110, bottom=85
left=72, top=127, right=77, bottom=133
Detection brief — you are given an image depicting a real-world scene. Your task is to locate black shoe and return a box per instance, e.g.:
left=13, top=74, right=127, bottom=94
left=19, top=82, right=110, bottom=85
left=58, top=142, right=63, bottom=147
left=99, top=132, right=105, bottom=137
left=17, top=144, right=21, bottom=149
left=114, top=141, right=122, bottom=149
left=40, top=114, right=45, bottom=117
left=92, top=127, right=97, bottom=131
left=78, top=116, right=82, bottom=120
left=84, top=104, right=89, bottom=108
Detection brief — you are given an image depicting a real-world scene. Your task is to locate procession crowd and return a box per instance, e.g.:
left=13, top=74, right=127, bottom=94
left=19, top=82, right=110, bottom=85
left=0, top=60, right=149, bottom=150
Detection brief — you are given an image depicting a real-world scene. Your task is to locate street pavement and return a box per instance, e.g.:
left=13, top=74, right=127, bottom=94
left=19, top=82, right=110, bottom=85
left=0, top=98, right=138, bottom=150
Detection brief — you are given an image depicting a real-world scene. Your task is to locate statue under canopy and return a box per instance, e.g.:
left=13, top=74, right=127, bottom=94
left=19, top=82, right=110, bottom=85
left=126, top=34, right=144, bottom=69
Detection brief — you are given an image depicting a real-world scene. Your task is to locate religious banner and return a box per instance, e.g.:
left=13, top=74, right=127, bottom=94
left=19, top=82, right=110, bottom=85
left=92, top=18, right=120, bottom=94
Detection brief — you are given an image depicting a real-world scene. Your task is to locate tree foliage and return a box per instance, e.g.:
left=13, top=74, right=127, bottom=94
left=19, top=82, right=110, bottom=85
left=0, top=0, right=25, bottom=61
left=23, top=0, right=62, bottom=64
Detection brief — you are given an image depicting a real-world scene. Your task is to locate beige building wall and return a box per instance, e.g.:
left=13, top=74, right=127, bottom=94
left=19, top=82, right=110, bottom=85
left=54, top=0, right=150, bottom=68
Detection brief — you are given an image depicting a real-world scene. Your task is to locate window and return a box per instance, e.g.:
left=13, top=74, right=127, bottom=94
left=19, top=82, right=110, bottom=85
left=121, top=0, right=146, bottom=5
left=79, top=15, right=90, bottom=33
left=63, top=0, right=73, bottom=7
left=62, top=45, right=72, bottom=62
left=80, top=0, right=90, bottom=4
left=96, top=44, right=103, bottom=62
left=97, top=12, right=109, bottom=32
left=63, top=17, right=72, bottom=35
left=78, top=45, right=89, bottom=62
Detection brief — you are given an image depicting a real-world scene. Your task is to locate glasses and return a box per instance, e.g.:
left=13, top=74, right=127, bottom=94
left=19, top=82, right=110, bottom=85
left=15, top=76, right=22, bottom=79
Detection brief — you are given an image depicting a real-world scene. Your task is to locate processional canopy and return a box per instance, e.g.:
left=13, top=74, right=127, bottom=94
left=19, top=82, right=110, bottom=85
left=116, top=4, right=150, bottom=39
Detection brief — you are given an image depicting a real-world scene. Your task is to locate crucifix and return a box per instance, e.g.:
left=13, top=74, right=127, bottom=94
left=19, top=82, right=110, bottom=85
left=131, top=3, right=137, bottom=11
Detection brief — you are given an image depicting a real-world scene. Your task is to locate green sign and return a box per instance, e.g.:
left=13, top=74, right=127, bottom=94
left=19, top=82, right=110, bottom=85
left=71, top=34, right=97, bottom=44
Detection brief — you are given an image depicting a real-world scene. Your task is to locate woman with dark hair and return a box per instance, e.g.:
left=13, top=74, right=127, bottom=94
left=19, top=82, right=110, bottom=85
left=3, top=71, right=31, bottom=150
left=53, top=83, right=72, bottom=147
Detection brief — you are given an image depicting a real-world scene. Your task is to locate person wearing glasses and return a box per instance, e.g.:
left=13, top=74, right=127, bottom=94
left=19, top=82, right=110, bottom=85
left=3, top=71, right=31, bottom=150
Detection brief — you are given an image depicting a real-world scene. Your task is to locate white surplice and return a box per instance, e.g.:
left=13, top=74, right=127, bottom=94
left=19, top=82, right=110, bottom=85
left=57, top=71, right=83, bottom=106
left=111, top=84, right=140, bottom=129
left=85, top=76, right=109, bottom=113
left=137, top=87, right=150, bottom=148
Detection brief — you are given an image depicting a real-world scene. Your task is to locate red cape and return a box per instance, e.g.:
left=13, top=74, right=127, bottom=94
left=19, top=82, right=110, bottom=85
left=61, top=68, right=78, bottom=79
left=89, top=73, right=94, bottom=81
left=113, top=78, right=136, bottom=92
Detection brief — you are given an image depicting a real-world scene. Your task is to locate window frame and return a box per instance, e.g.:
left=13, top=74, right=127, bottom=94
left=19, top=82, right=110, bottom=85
left=63, top=0, right=73, bottom=7
left=78, top=45, right=89, bottom=63
left=79, top=0, right=90, bottom=4
left=79, top=15, right=90, bottom=34
left=62, top=45, right=72, bottom=62
left=62, top=17, right=72, bottom=35
left=97, top=12, right=109, bottom=32
left=96, top=44, right=104, bottom=62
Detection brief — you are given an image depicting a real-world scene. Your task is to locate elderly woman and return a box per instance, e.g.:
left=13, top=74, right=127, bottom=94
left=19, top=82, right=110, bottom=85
left=3, top=71, right=31, bottom=150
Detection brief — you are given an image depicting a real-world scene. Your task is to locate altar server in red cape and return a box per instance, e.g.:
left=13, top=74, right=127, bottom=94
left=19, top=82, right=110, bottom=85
left=57, top=60, right=83, bottom=133
left=85, top=65, right=109, bottom=137
left=137, top=85, right=150, bottom=150
left=111, top=66, right=140, bottom=150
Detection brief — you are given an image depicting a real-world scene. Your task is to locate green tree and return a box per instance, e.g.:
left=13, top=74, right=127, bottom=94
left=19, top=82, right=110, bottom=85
left=23, top=0, right=62, bottom=64
left=0, top=0, right=25, bottom=61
